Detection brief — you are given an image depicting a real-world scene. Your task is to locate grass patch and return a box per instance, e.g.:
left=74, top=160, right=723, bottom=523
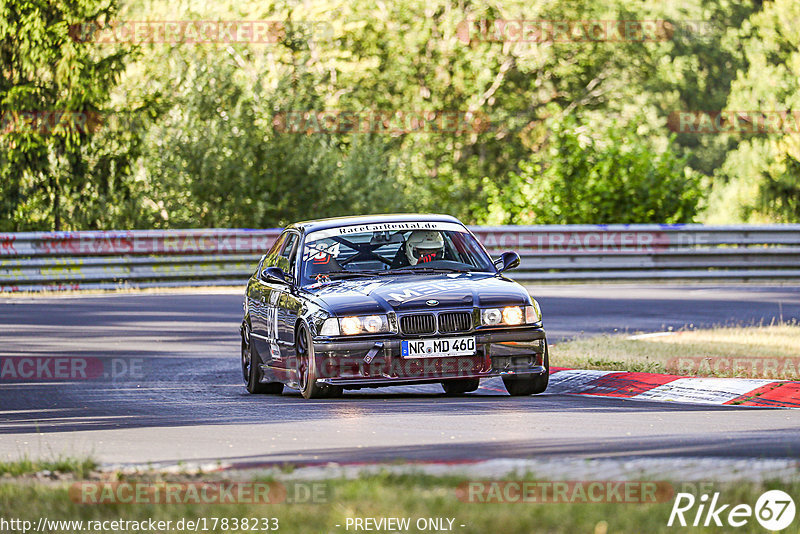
left=0, top=472, right=796, bottom=534
left=552, top=322, right=800, bottom=379
left=0, top=456, right=97, bottom=478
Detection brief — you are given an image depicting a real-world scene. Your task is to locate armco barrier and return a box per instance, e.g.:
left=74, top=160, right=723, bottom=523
left=1, top=224, right=800, bottom=291
left=0, top=229, right=279, bottom=292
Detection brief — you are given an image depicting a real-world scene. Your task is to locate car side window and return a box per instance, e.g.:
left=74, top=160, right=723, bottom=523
left=276, top=233, right=298, bottom=272
left=262, top=234, right=287, bottom=270
left=255, top=254, right=267, bottom=276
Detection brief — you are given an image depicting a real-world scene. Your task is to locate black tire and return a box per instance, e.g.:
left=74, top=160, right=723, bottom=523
left=441, top=378, right=480, bottom=395
left=502, top=345, right=550, bottom=396
left=242, top=324, right=283, bottom=395
left=295, top=324, right=343, bottom=399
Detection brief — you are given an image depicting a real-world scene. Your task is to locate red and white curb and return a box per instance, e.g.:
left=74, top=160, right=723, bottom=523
left=548, top=368, right=800, bottom=408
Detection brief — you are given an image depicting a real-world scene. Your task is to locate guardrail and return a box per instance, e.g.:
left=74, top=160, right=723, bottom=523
left=2, top=224, right=800, bottom=291
left=471, top=224, right=800, bottom=281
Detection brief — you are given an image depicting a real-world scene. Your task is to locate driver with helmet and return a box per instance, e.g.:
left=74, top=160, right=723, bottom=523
left=393, top=230, right=445, bottom=267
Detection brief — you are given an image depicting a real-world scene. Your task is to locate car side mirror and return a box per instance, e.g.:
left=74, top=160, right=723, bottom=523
left=495, top=251, right=521, bottom=273
left=261, top=266, right=290, bottom=284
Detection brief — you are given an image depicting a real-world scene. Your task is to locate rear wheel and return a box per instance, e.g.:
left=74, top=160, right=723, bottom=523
left=242, top=324, right=283, bottom=395
left=502, top=345, right=549, bottom=396
left=441, top=378, right=480, bottom=395
left=295, top=324, right=343, bottom=399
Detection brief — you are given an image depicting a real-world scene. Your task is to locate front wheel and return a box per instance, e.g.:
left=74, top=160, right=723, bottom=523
left=502, top=345, right=549, bottom=396
left=242, top=325, right=283, bottom=395
left=295, top=324, right=343, bottom=399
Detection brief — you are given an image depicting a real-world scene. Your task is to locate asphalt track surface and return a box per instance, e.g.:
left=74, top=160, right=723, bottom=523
left=1, top=284, right=799, bottom=467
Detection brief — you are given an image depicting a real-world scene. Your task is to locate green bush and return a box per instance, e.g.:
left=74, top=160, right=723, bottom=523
left=486, top=116, right=702, bottom=224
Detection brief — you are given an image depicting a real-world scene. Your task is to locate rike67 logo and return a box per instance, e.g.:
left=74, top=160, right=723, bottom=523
left=668, top=490, right=796, bottom=530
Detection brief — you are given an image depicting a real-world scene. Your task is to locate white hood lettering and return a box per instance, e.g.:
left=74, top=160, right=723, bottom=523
left=386, top=280, right=472, bottom=303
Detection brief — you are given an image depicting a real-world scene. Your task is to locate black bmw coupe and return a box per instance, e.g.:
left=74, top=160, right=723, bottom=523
left=240, top=214, right=548, bottom=399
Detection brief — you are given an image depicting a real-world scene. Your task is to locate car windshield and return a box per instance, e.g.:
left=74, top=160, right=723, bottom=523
left=300, top=222, right=494, bottom=285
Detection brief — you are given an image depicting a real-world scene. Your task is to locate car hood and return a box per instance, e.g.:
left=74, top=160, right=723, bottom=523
left=304, top=273, right=531, bottom=316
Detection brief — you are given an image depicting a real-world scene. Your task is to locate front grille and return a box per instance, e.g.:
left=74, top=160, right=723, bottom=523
left=437, top=311, right=472, bottom=333
left=400, top=313, right=436, bottom=335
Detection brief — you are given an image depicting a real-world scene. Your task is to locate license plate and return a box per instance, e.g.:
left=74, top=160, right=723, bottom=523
left=401, top=337, right=476, bottom=358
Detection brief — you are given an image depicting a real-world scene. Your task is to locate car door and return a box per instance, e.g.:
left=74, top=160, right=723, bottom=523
left=276, top=234, right=303, bottom=362
left=273, top=232, right=299, bottom=360
left=249, top=233, right=288, bottom=363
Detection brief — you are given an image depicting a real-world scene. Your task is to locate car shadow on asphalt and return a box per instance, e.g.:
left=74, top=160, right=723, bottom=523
left=0, top=382, right=779, bottom=435
left=148, top=428, right=800, bottom=467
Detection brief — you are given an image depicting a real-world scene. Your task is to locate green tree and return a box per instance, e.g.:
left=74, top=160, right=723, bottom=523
left=4, top=0, right=785, bottom=230
left=135, top=43, right=403, bottom=228
left=705, top=0, right=800, bottom=222
left=486, top=115, right=701, bottom=224
left=0, top=0, right=131, bottom=230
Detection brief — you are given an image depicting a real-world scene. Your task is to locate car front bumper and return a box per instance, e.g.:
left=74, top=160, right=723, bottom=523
left=312, top=328, right=547, bottom=388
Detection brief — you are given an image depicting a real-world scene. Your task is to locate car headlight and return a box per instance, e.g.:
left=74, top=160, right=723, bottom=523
left=336, top=315, right=391, bottom=336
left=481, top=303, right=541, bottom=327
left=481, top=308, right=503, bottom=326
left=319, top=317, right=341, bottom=336
left=503, top=306, right=524, bottom=325
left=340, top=316, right=362, bottom=335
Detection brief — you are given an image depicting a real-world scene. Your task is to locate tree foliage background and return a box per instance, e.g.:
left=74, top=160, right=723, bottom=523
left=0, top=0, right=797, bottom=230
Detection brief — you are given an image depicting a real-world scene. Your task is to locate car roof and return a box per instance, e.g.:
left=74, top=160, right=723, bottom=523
left=287, top=213, right=464, bottom=234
